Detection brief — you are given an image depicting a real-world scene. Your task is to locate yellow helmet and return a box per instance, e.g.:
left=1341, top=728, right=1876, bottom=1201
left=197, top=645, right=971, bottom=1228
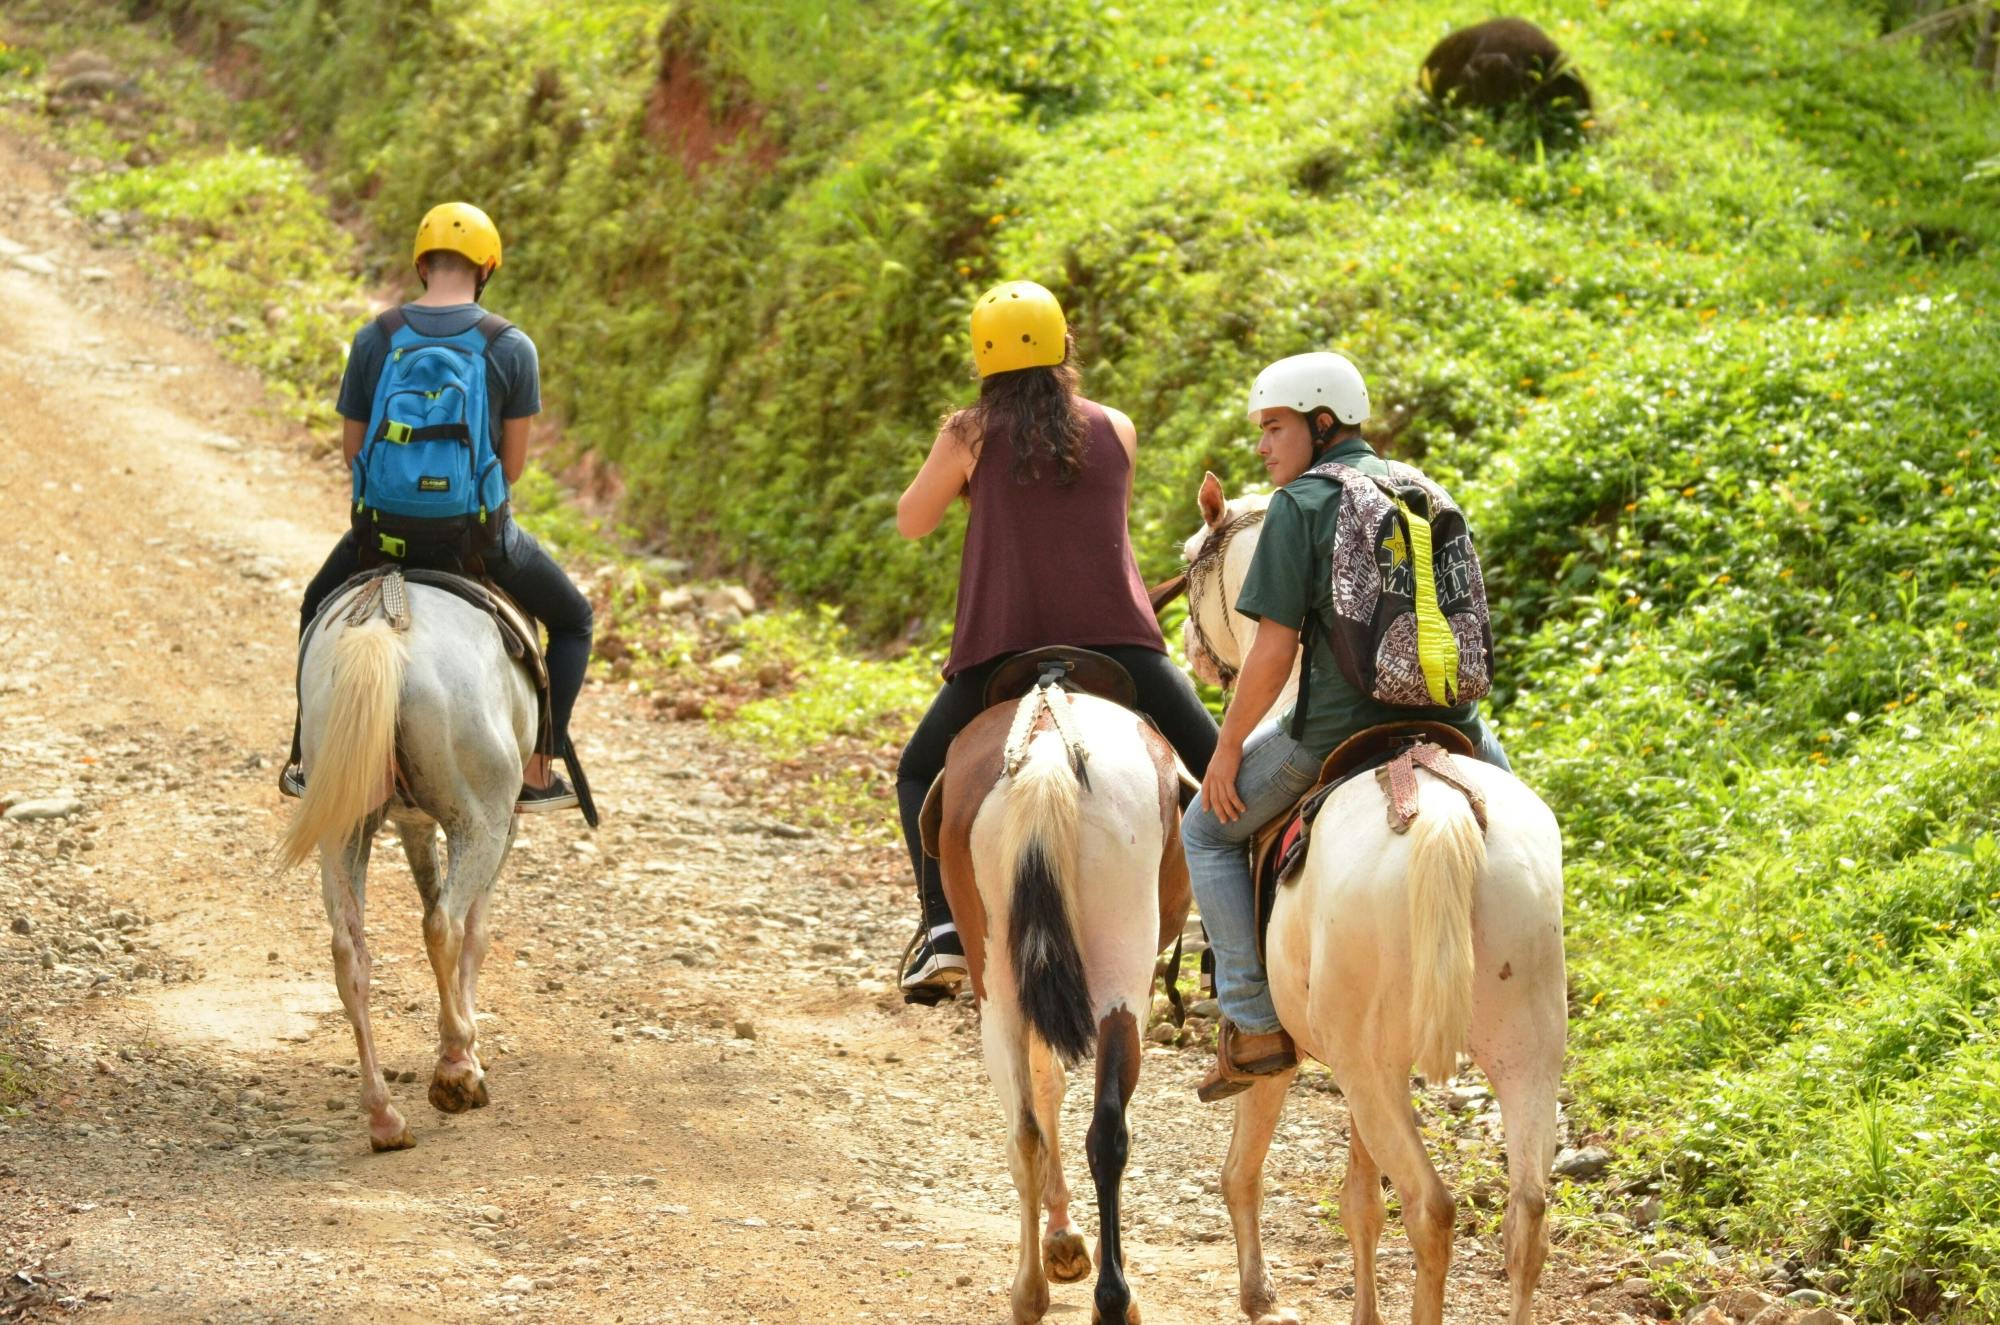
left=971, top=280, right=1066, bottom=377
left=412, top=202, right=502, bottom=274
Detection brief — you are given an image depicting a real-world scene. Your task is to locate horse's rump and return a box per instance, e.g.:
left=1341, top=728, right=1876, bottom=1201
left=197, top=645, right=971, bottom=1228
left=282, top=577, right=537, bottom=861
left=936, top=692, right=1186, bottom=1008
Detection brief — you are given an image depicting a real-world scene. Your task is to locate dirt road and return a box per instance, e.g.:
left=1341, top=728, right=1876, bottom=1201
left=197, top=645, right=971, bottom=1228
left=0, top=126, right=1633, bottom=1325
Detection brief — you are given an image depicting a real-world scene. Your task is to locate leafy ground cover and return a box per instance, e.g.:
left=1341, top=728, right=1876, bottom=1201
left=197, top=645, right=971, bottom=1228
left=5, top=0, right=2000, bottom=1316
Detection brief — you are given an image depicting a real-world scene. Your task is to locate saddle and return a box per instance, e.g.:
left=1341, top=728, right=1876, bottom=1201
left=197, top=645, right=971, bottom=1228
left=982, top=646, right=1139, bottom=711
left=299, top=566, right=598, bottom=826
left=1246, top=721, right=1483, bottom=962
left=919, top=648, right=1140, bottom=857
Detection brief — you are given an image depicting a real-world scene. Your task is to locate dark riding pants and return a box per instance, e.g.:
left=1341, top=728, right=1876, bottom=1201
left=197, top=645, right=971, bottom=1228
left=895, top=646, right=1219, bottom=931
left=298, top=523, right=594, bottom=752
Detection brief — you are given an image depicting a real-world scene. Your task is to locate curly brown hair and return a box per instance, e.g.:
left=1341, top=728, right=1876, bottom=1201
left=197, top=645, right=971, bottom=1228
left=958, top=332, right=1086, bottom=487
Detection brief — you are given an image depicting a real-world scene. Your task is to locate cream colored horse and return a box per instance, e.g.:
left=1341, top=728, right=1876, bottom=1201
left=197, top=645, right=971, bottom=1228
left=1184, top=473, right=1568, bottom=1325
left=934, top=685, right=1189, bottom=1325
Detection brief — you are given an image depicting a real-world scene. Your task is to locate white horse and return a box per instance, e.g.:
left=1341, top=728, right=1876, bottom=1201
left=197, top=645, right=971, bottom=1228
left=931, top=680, right=1189, bottom=1324
left=1183, top=473, right=1568, bottom=1325
left=276, top=572, right=535, bottom=1151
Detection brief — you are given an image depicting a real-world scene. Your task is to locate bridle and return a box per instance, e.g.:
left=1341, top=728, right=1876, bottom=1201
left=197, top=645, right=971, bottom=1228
left=1175, top=507, right=1266, bottom=689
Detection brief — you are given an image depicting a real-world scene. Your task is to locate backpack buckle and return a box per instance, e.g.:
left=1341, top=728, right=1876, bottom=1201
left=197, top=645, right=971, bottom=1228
left=377, top=533, right=407, bottom=559
left=383, top=421, right=413, bottom=444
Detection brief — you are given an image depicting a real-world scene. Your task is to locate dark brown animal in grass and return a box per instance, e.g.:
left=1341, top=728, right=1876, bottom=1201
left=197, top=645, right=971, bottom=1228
left=1419, top=17, right=1592, bottom=114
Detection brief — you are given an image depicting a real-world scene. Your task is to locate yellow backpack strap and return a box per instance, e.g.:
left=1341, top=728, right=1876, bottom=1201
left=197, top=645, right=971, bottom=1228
left=1396, top=497, right=1461, bottom=706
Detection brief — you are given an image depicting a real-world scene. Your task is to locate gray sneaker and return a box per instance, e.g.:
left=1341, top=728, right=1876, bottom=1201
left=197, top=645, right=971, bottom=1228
left=515, top=776, right=579, bottom=813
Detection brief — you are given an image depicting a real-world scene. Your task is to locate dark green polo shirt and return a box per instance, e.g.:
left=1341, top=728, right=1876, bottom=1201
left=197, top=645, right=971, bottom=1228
left=1234, top=437, right=1479, bottom=758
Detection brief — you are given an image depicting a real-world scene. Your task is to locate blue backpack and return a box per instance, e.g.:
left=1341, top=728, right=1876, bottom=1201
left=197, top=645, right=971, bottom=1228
left=351, top=307, right=512, bottom=563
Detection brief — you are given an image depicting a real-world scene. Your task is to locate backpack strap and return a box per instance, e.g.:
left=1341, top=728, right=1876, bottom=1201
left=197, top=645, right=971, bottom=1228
left=375, top=421, right=472, bottom=446
left=1283, top=462, right=1352, bottom=742
left=374, top=307, right=507, bottom=345
left=473, top=312, right=512, bottom=346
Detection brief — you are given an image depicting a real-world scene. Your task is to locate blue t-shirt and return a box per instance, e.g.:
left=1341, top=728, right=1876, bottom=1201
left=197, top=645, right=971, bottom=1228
left=336, top=303, right=541, bottom=444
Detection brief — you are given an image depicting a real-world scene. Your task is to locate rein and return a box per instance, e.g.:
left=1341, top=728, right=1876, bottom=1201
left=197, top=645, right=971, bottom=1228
left=1181, top=507, right=1266, bottom=688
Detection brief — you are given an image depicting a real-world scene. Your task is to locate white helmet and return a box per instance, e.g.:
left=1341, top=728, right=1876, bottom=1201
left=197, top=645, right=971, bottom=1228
left=1246, top=351, right=1370, bottom=427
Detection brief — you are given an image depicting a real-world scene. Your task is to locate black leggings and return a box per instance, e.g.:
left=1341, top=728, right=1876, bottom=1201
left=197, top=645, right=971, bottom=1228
left=297, top=523, right=593, bottom=754
left=894, top=646, right=1218, bottom=929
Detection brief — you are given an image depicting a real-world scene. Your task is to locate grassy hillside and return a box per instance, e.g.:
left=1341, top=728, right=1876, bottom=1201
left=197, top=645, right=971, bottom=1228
left=7, top=0, right=2000, bottom=1316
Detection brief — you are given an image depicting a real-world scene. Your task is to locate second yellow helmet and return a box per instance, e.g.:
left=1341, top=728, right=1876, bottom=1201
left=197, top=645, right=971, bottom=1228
left=413, top=202, right=502, bottom=274
left=971, top=280, right=1066, bottom=377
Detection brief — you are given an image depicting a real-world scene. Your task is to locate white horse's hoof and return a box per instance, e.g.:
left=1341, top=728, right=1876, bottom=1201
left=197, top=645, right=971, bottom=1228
left=1043, top=1227, right=1090, bottom=1284
left=428, top=1067, right=488, bottom=1114
left=1252, top=1310, right=1301, bottom=1325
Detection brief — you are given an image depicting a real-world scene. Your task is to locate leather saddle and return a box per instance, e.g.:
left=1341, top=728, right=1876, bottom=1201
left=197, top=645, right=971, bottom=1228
left=1247, top=721, right=1476, bottom=961
left=919, top=647, right=1142, bottom=857
left=981, top=646, right=1139, bottom=711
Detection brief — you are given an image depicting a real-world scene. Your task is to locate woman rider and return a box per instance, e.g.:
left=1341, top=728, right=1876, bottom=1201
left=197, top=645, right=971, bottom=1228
left=894, top=280, right=1219, bottom=1003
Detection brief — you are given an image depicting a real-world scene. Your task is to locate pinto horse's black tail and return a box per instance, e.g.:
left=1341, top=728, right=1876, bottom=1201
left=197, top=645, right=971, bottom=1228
left=1001, top=733, right=1093, bottom=1065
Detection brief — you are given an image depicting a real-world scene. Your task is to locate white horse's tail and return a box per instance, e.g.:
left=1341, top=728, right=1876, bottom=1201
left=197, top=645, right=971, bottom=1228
left=1408, top=779, right=1486, bottom=1083
left=1001, top=733, right=1093, bottom=1065
left=277, top=620, right=407, bottom=870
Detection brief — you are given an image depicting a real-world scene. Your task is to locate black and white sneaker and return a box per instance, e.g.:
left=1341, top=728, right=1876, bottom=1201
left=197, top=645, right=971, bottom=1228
left=515, top=776, right=580, bottom=813
left=900, top=922, right=968, bottom=1006
left=278, top=765, right=305, bottom=799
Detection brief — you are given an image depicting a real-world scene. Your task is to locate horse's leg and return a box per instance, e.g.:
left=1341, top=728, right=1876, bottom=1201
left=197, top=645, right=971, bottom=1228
left=1342, top=1128, right=1389, bottom=1325
left=1468, top=836, right=1567, bottom=1325
left=424, top=818, right=507, bottom=1113
left=1343, top=1069, right=1455, bottom=1325
left=1086, top=1006, right=1144, bottom=1325
left=454, top=818, right=512, bottom=1027
left=1485, top=1063, right=1557, bottom=1325
left=1033, top=1048, right=1090, bottom=1284
left=321, top=818, right=410, bottom=1151
left=456, top=880, right=497, bottom=1024
left=400, top=818, right=497, bottom=1089
left=1221, top=1069, right=1299, bottom=1325
left=983, top=998, right=1050, bottom=1324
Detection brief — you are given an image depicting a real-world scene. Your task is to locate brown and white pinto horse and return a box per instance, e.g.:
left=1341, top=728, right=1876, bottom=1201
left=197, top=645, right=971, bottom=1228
left=1184, top=473, right=1568, bottom=1325
left=933, top=683, right=1189, bottom=1325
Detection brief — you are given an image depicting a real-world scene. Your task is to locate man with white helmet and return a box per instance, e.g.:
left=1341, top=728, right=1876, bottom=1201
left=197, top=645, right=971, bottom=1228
left=1182, top=351, right=1511, bottom=1102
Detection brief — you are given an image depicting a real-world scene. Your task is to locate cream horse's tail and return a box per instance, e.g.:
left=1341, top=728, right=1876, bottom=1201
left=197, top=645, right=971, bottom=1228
left=1000, top=731, right=1093, bottom=1064
left=277, top=620, right=407, bottom=870
left=1407, top=777, right=1486, bottom=1083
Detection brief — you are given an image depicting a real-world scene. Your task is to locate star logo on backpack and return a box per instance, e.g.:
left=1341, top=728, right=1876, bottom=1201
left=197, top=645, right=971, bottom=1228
left=1380, top=523, right=1410, bottom=569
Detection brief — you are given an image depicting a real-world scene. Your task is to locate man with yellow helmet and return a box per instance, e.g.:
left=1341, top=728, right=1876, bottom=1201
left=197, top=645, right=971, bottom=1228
left=281, top=203, right=593, bottom=812
left=892, top=280, right=1219, bottom=1001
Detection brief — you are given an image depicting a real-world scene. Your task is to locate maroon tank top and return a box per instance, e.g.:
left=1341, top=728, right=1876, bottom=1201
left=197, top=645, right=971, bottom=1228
left=944, top=398, right=1165, bottom=677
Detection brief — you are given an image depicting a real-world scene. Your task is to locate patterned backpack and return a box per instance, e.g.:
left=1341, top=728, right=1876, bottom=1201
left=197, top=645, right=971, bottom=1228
left=1293, top=459, right=1493, bottom=720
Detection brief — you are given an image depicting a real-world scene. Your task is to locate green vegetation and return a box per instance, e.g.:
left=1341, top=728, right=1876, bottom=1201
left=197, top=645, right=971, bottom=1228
left=0, top=1049, right=35, bottom=1114
left=6, top=0, right=2000, bottom=1315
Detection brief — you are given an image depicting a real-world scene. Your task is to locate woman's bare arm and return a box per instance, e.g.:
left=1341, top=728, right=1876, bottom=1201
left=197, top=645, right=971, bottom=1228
left=896, top=413, right=977, bottom=539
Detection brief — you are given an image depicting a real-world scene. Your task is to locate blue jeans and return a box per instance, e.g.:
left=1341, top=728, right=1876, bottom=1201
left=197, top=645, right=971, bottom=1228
left=1182, top=717, right=1512, bottom=1034
left=1182, top=722, right=1323, bottom=1035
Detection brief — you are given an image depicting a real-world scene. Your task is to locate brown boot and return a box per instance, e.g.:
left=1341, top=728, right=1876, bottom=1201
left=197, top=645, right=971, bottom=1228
left=1196, top=1020, right=1297, bottom=1103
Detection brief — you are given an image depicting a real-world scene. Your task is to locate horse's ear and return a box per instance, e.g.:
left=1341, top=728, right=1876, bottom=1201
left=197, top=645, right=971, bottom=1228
left=1199, top=471, right=1227, bottom=528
